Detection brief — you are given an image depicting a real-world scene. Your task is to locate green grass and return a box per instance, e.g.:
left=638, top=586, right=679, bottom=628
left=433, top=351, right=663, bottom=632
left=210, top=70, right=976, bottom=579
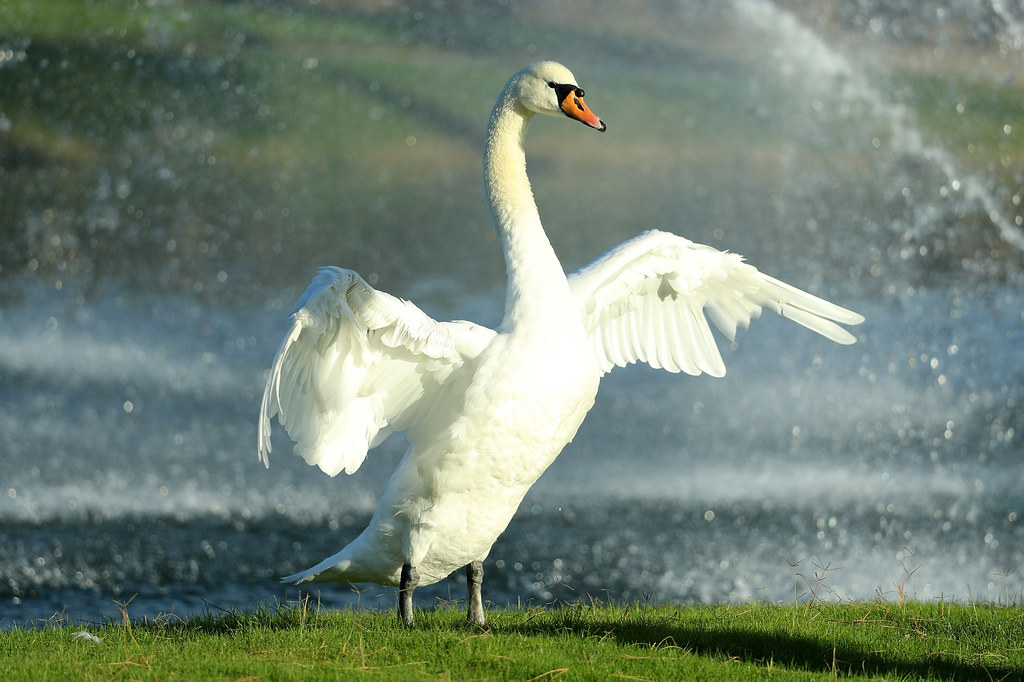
left=3, top=600, right=1023, bottom=680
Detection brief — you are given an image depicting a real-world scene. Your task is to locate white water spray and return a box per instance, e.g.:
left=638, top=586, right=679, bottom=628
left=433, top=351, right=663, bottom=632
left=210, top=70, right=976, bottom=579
left=731, top=0, right=1024, bottom=252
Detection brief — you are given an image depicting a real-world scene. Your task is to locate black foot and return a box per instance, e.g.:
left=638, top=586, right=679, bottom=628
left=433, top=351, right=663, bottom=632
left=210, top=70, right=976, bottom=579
left=466, top=560, right=486, bottom=626
left=399, top=562, right=418, bottom=627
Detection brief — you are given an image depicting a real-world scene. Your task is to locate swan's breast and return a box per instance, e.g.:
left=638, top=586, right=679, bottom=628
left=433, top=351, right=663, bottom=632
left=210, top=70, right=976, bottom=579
left=458, top=328, right=599, bottom=474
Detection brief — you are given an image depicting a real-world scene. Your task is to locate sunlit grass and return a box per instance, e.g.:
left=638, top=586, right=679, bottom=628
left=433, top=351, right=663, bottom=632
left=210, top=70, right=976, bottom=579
left=3, top=599, right=1023, bottom=680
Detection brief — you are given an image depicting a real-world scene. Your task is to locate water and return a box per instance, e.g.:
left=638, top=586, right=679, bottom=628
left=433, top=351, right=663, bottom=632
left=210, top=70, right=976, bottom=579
left=2, top=1, right=1023, bottom=627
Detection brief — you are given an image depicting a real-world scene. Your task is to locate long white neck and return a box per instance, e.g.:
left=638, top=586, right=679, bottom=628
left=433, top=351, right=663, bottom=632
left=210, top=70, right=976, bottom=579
left=484, top=90, right=574, bottom=332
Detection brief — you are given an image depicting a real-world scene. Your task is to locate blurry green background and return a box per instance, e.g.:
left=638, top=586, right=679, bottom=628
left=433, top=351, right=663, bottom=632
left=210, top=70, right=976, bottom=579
left=3, top=0, right=1022, bottom=310
left=3, top=0, right=1024, bottom=623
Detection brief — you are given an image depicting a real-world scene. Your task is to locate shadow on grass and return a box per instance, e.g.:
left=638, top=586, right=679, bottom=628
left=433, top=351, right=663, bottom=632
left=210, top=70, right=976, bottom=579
left=504, top=607, right=1019, bottom=681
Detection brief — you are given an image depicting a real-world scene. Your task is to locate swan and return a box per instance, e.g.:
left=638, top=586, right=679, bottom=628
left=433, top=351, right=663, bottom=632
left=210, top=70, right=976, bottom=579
left=258, top=61, right=863, bottom=626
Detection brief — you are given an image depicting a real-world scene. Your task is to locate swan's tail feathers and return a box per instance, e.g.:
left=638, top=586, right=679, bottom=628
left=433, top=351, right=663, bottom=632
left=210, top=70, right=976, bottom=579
left=280, top=567, right=320, bottom=585
left=280, top=555, right=354, bottom=584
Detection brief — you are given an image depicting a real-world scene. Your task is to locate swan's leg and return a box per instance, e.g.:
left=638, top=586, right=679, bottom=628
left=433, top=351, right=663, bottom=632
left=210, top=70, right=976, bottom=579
left=466, top=560, right=486, bottom=626
left=399, top=562, right=418, bottom=626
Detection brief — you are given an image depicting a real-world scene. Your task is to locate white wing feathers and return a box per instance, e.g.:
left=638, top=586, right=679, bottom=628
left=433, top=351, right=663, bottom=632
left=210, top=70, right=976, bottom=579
left=258, top=266, right=493, bottom=476
left=261, top=234, right=862, bottom=474
left=568, top=230, right=864, bottom=377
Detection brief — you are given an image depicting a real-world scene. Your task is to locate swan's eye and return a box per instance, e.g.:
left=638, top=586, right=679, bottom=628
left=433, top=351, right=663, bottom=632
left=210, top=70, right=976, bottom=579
left=575, top=88, right=585, bottom=98
left=547, top=81, right=556, bottom=88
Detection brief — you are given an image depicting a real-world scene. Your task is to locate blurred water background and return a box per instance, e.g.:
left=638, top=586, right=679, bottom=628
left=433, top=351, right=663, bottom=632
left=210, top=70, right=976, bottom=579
left=1, top=0, right=1023, bottom=627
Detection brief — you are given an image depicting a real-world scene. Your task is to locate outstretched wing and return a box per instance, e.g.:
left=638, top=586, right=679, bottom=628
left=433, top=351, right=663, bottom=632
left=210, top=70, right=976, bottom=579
left=258, top=267, right=495, bottom=476
left=568, top=230, right=864, bottom=377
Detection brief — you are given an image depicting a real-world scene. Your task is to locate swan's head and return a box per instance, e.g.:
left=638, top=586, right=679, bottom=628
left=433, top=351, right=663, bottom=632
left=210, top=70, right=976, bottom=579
left=511, top=61, right=606, bottom=132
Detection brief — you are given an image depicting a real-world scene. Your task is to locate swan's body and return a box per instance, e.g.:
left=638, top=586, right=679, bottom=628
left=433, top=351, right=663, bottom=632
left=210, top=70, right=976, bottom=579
left=258, top=62, right=863, bottom=625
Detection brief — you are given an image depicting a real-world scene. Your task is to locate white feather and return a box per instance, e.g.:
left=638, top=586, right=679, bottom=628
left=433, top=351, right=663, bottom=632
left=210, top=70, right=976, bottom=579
left=259, top=267, right=492, bottom=476
left=568, top=230, right=864, bottom=377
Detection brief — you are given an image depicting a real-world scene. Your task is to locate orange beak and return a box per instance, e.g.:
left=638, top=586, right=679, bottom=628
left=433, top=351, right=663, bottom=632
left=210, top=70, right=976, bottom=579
left=558, top=87, right=606, bottom=132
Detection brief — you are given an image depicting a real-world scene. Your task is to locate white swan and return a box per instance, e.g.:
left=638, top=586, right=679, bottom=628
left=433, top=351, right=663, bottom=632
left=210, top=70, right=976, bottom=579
left=258, top=61, right=863, bottom=626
